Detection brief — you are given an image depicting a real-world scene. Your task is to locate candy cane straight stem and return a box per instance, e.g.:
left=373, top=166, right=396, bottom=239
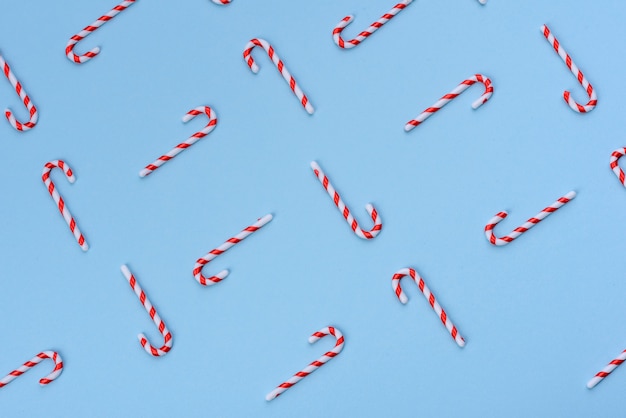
left=392, top=268, right=465, bottom=347
left=540, top=24, right=597, bottom=113
left=610, top=148, right=626, bottom=188
left=0, top=351, right=63, bottom=388
left=310, top=161, right=382, bottom=240
left=404, top=74, right=493, bottom=132
left=484, top=191, right=576, bottom=246
left=0, top=53, right=38, bottom=131
left=121, top=265, right=173, bottom=357
left=332, top=0, right=412, bottom=49
left=66, top=0, right=137, bottom=64
left=587, top=349, right=626, bottom=389
left=266, top=326, right=344, bottom=401
left=139, top=106, right=218, bottom=177
left=42, top=160, right=89, bottom=251
left=193, top=214, right=273, bottom=286
left=243, top=38, right=314, bottom=114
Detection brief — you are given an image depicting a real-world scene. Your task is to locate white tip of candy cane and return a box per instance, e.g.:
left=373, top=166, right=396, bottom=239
left=404, top=123, right=416, bottom=132
left=259, top=214, right=273, bottom=223
left=479, top=0, right=486, bottom=4
left=138, top=168, right=150, bottom=178
left=215, top=269, right=230, bottom=280
left=80, top=242, right=89, bottom=252
left=121, top=264, right=131, bottom=277
left=565, top=191, right=577, bottom=199
left=265, top=391, right=279, bottom=401
left=586, top=378, right=600, bottom=389
left=248, top=62, right=260, bottom=74
left=304, top=103, right=315, bottom=115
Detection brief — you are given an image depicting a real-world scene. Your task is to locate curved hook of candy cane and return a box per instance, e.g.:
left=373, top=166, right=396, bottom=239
left=121, top=265, right=173, bottom=357
left=243, top=38, right=314, bottom=115
left=392, top=268, right=466, bottom=348
left=610, top=148, right=626, bottom=188
left=211, top=0, right=232, bottom=3
left=139, top=106, right=218, bottom=177
left=265, top=326, right=345, bottom=401
left=193, top=214, right=273, bottom=286
left=540, top=24, right=597, bottom=113
left=310, top=161, right=382, bottom=240
left=0, top=53, right=38, bottom=131
left=42, top=160, right=89, bottom=251
left=0, top=351, right=63, bottom=388
left=404, top=74, right=493, bottom=132
left=587, top=348, right=626, bottom=389
left=484, top=191, right=576, bottom=246
left=65, top=0, right=137, bottom=64
left=332, top=0, right=413, bottom=49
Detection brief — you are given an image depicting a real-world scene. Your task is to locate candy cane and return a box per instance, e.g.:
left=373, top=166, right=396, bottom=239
left=392, top=268, right=465, bottom=347
left=610, top=148, right=626, bottom=188
left=193, top=214, right=273, bottom=286
left=0, top=351, right=63, bottom=388
left=211, top=0, right=232, bottom=3
left=0, top=52, right=38, bottom=131
left=332, top=0, right=413, bottom=49
left=266, top=326, right=344, bottom=401
left=42, top=160, right=89, bottom=251
left=243, top=38, right=314, bottom=114
left=587, top=349, right=626, bottom=389
left=404, top=74, right=493, bottom=132
left=540, top=24, right=597, bottom=113
left=140, top=106, right=218, bottom=177
left=310, top=161, right=382, bottom=240
left=121, top=265, right=173, bottom=357
left=484, top=191, right=576, bottom=246
left=66, top=0, right=137, bottom=64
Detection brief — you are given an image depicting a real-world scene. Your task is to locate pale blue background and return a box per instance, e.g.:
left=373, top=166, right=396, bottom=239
left=0, top=0, right=625, bottom=416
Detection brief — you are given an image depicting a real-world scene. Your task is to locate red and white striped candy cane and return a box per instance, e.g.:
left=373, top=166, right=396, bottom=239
left=140, top=106, right=218, bottom=177
left=404, top=74, right=493, bottom=132
left=0, top=52, right=38, bottom=131
left=211, top=0, right=232, bottom=4
left=587, top=348, right=626, bottom=389
left=332, top=0, right=412, bottom=49
left=121, top=265, right=173, bottom=357
left=193, top=214, right=273, bottom=286
left=42, top=160, right=89, bottom=251
left=0, top=351, right=63, bottom=388
left=266, top=326, right=344, bottom=401
left=243, top=38, right=314, bottom=114
left=310, top=161, right=382, bottom=240
left=392, top=268, right=465, bottom=347
left=610, top=148, right=626, bottom=188
left=540, top=24, right=597, bottom=113
left=66, top=0, right=137, bottom=64
left=484, top=191, right=576, bottom=246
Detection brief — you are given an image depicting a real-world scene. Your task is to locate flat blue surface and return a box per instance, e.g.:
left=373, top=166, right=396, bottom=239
left=1, top=0, right=625, bottom=416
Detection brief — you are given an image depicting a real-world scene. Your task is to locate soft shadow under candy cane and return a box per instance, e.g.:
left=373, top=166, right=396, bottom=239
left=42, top=160, right=89, bottom=251
left=332, top=0, right=413, bottom=49
left=0, top=351, right=63, bottom=389
left=484, top=191, right=576, bottom=246
left=266, top=326, right=344, bottom=401
left=66, top=0, right=137, bottom=63
left=243, top=38, right=314, bottom=114
left=121, top=265, right=173, bottom=357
